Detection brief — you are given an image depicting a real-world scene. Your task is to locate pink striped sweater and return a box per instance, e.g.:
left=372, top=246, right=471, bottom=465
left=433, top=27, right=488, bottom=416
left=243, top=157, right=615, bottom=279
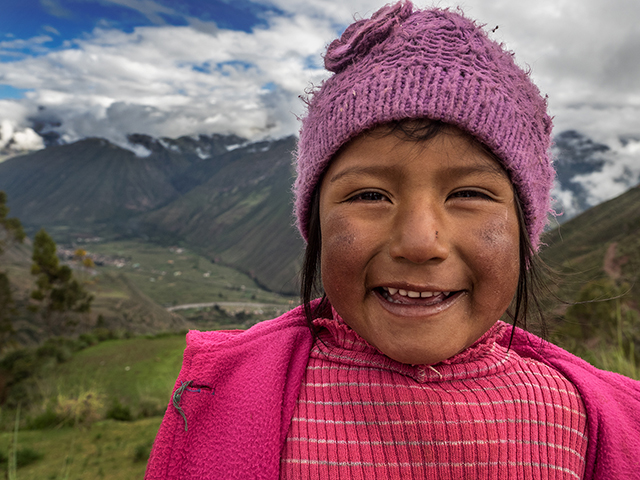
left=145, top=304, right=640, bottom=479
left=281, top=317, right=588, bottom=478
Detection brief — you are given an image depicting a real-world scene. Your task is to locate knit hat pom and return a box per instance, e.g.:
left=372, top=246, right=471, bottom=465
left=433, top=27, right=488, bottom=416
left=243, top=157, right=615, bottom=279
left=324, top=2, right=413, bottom=73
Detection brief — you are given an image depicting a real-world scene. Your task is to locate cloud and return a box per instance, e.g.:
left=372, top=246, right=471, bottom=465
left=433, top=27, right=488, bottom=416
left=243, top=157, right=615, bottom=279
left=0, top=0, right=637, bottom=163
left=0, top=35, right=54, bottom=57
left=0, top=9, right=333, bottom=151
left=100, top=0, right=183, bottom=26
left=40, top=0, right=74, bottom=19
left=43, top=26, right=62, bottom=36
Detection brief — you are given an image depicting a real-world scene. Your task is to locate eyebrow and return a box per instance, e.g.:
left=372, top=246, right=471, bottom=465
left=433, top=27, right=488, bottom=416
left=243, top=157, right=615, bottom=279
left=328, top=165, right=400, bottom=183
left=328, top=162, right=508, bottom=184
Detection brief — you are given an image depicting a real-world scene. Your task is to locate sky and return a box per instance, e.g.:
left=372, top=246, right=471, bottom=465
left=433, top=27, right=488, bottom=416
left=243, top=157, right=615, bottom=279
left=0, top=0, right=639, bottom=212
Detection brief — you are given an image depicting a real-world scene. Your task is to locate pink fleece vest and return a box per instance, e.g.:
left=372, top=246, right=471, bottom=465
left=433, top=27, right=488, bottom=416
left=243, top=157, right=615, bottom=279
left=145, top=304, right=640, bottom=479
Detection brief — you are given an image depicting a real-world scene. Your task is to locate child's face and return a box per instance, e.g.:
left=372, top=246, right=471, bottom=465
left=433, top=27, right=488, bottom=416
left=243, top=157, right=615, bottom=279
left=318, top=126, right=520, bottom=365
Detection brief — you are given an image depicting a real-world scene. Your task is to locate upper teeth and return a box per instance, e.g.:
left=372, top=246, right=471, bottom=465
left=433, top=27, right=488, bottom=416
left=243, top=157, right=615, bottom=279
left=385, top=287, right=449, bottom=298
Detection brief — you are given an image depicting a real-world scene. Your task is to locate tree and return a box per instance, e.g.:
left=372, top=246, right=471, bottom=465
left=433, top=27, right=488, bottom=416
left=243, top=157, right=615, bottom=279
left=0, top=191, right=25, bottom=350
left=0, top=272, right=16, bottom=349
left=30, top=229, right=93, bottom=333
left=0, top=191, right=26, bottom=254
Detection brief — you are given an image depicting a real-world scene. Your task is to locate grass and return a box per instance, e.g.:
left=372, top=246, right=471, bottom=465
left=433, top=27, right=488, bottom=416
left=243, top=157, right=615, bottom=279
left=37, top=335, right=186, bottom=413
left=87, top=240, right=295, bottom=307
left=0, top=417, right=162, bottom=480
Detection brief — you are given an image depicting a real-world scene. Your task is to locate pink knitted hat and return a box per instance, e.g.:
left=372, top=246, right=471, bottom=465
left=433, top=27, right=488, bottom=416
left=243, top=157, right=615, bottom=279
left=294, top=1, right=554, bottom=249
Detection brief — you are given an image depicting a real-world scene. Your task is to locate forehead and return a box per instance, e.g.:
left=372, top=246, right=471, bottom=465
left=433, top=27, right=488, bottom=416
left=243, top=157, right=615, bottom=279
left=326, top=125, right=510, bottom=182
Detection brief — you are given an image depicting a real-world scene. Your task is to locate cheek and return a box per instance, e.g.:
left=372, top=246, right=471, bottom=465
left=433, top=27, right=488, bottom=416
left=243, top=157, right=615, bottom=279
left=320, top=213, right=368, bottom=297
left=471, top=216, right=520, bottom=294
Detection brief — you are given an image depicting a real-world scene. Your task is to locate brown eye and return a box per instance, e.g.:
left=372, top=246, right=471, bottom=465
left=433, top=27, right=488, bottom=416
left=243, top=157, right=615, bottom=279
left=450, top=190, right=491, bottom=200
left=347, top=191, right=388, bottom=202
left=349, top=192, right=387, bottom=202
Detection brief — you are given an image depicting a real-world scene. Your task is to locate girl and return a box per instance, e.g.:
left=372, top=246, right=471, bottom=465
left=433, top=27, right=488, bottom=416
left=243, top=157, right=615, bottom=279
left=146, top=2, right=640, bottom=479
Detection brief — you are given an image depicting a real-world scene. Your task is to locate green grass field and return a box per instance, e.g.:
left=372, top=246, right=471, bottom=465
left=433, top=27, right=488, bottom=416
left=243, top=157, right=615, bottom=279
left=39, top=335, right=186, bottom=412
left=0, top=333, right=187, bottom=479
left=0, top=417, right=162, bottom=480
left=86, top=240, right=295, bottom=307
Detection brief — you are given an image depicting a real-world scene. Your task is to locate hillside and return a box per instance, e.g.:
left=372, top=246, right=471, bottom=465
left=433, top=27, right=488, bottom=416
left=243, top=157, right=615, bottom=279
left=541, top=184, right=640, bottom=307
left=0, top=134, right=303, bottom=294
left=141, top=137, right=303, bottom=294
left=0, top=238, right=191, bottom=346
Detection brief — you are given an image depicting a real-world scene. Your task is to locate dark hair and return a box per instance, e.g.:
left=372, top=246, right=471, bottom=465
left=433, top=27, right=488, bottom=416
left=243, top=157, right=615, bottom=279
left=299, top=119, right=548, bottom=341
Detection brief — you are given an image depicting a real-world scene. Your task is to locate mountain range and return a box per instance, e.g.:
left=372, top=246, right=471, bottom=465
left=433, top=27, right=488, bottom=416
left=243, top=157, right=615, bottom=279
left=0, top=129, right=631, bottom=295
left=0, top=133, right=303, bottom=294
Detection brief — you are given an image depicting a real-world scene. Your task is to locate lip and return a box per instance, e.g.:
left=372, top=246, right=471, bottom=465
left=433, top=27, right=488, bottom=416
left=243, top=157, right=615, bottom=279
left=373, top=288, right=466, bottom=318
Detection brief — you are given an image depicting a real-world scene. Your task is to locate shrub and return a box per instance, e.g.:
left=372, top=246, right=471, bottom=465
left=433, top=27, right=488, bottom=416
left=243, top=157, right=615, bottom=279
left=106, top=400, right=132, bottom=421
left=16, top=447, right=44, bottom=467
left=133, top=443, right=152, bottom=463
left=137, top=396, right=166, bottom=419
left=0, top=447, right=45, bottom=467
left=78, top=333, right=98, bottom=347
left=0, top=349, right=38, bottom=382
left=93, top=328, right=118, bottom=342
left=55, top=389, right=105, bottom=427
left=36, top=343, right=72, bottom=363
left=27, top=408, right=67, bottom=429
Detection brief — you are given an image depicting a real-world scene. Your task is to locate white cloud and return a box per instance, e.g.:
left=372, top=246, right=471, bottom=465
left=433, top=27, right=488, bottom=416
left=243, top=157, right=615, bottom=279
left=0, top=12, right=333, bottom=149
left=573, top=143, right=640, bottom=206
left=0, top=0, right=637, bottom=161
left=0, top=35, right=54, bottom=56
left=0, top=118, right=45, bottom=153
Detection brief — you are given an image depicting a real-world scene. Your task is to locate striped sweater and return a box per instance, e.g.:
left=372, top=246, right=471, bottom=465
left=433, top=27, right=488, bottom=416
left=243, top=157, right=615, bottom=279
left=281, top=318, right=588, bottom=479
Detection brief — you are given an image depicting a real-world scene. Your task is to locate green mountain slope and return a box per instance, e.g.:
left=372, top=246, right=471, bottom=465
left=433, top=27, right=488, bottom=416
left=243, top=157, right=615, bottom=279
left=0, top=139, right=182, bottom=228
left=541, top=184, right=640, bottom=307
left=142, top=137, right=304, bottom=294
left=0, top=134, right=302, bottom=294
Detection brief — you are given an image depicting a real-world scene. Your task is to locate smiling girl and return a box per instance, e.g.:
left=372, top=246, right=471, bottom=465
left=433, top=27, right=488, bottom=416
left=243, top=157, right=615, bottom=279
left=146, top=2, right=640, bottom=479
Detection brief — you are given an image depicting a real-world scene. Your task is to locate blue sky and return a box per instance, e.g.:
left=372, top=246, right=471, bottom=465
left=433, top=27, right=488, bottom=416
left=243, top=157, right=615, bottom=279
left=1, top=0, right=274, bottom=51
left=1, top=0, right=639, bottom=212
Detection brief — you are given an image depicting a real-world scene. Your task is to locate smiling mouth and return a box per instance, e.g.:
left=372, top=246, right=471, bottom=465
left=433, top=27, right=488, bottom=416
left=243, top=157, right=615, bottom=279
left=376, top=286, right=457, bottom=306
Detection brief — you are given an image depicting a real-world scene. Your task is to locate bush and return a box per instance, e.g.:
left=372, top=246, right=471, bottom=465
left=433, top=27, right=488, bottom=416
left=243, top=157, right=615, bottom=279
left=106, top=400, right=132, bottom=421
left=137, top=396, right=166, bottom=419
left=0, top=349, right=38, bottom=382
left=3, top=378, right=40, bottom=409
left=78, top=332, right=98, bottom=347
left=133, top=443, right=152, bottom=463
left=0, top=447, right=45, bottom=467
left=15, top=447, right=44, bottom=467
left=55, top=389, right=105, bottom=427
left=27, top=408, right=67, bottom=429
left=36, top=343, right=72, bottom=363
left=93, top=328, right=118, bottom=342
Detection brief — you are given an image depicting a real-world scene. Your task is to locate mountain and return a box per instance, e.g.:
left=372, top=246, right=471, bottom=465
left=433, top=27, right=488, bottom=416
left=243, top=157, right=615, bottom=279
left=0, top=134, right=244, bottom=230
left=0, top=133, right=303, bottom=294
left=141, top=137, right=302, bottom=294
left=541, top=184, right=640, bottom=308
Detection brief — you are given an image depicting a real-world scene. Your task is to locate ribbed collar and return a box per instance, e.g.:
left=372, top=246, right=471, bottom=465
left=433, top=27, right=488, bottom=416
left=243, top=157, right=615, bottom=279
left=312, top=310, right=513, bottom=384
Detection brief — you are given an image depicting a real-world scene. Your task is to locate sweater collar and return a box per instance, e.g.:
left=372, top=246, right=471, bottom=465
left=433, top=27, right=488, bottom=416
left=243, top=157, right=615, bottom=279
left=312, top=309, right=512, bottom=383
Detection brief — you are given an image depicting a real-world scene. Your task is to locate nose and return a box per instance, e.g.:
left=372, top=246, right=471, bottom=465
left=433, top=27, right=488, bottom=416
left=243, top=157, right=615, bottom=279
left=388, top=202, right=449, bottom=264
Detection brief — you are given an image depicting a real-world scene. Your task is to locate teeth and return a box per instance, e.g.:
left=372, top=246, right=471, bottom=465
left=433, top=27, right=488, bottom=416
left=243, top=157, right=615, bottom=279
left=383, top=287, right=447, bottom=298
